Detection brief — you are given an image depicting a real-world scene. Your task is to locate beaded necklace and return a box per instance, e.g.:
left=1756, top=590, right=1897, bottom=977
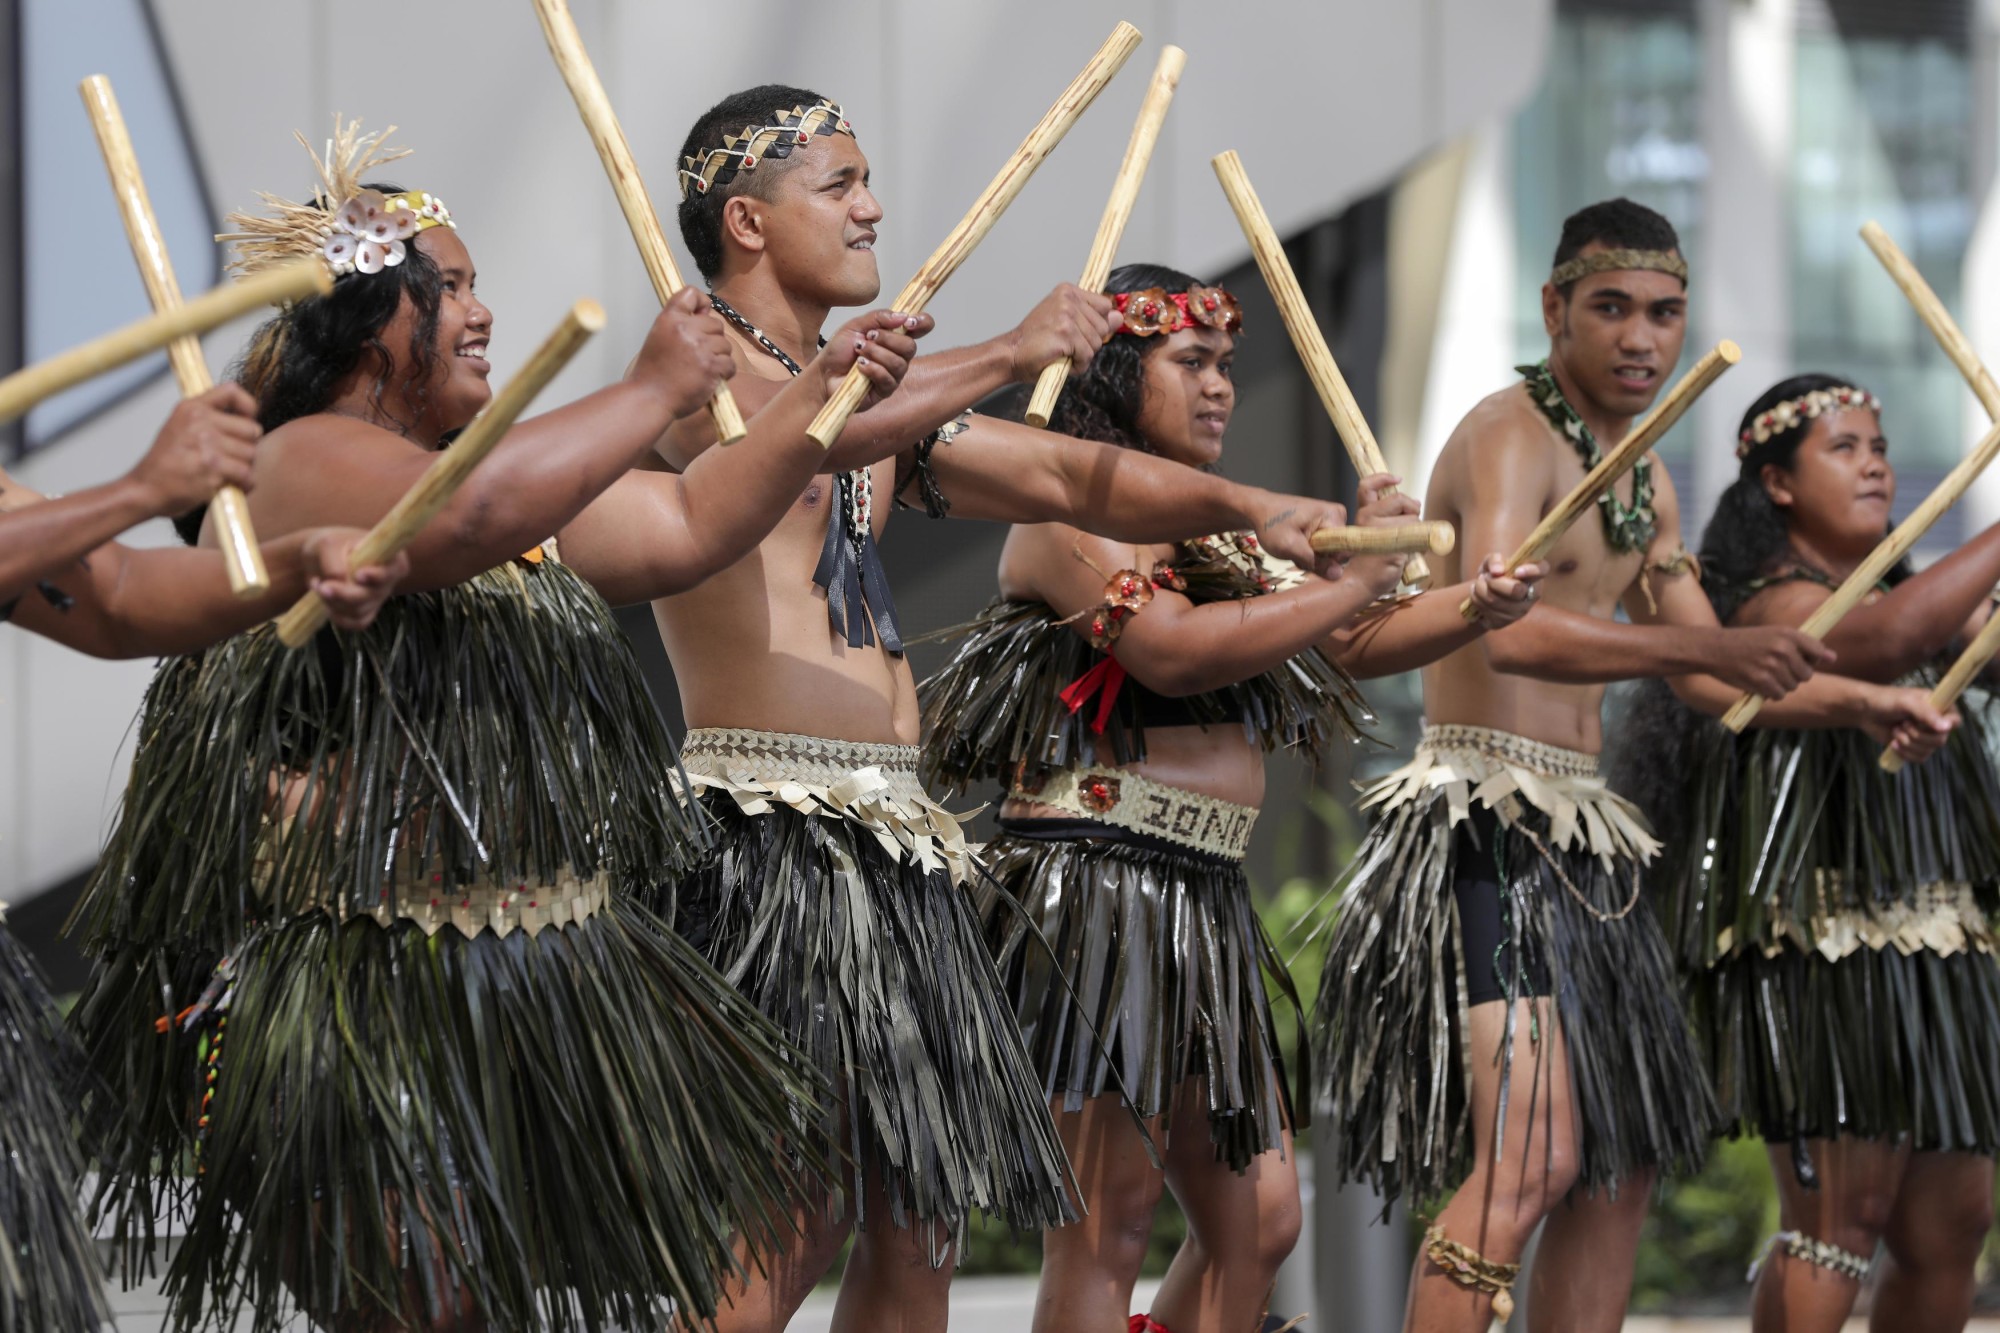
left=1517, top=359, right=1658, bottom=554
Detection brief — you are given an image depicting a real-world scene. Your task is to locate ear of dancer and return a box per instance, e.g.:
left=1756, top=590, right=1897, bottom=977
left=0, top=388, right=405, bottom=656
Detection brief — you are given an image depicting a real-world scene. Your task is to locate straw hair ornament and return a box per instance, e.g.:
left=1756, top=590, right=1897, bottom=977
left=218, top=117, right=454, bottom=282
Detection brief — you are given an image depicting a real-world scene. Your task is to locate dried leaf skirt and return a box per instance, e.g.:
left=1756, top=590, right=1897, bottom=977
left=1653, top=717, right=2000, bottom=1149
left=0, top=912, right=112, bottom=1333
left=65, top=559, right=821, bottom=1332
left=668, top=728, right=1075, bottom=1250
left=979, top=816, right=1297, bottom=1172
left=1312, top=725, right=1716, bottom=1207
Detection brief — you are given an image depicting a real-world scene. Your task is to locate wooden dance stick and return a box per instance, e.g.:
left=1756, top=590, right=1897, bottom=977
left=805, top=20, right=1144, bottom=448
left=275, top=299, right=603, bottom=647
left=81, top=75, right=269, bottom=596
left=1724, top=413, right=2000, bottom=731
left=531, top=0, right=746, bottom=444
left=1023, top=43, right=1185, bottom=429
left=0, top=260, right=328, bottom=425
left=1212, top=149, right=1433, bottom=589
left=1463, top=340, right=1741, bottom=623
left=1880, top=611, right=2000, bottom=773
left=1862, top=221, right=2000, bottom=768
left=1309, top=521, right=1455, bottom=557
left=1862, top=221, right=2000, bottom=421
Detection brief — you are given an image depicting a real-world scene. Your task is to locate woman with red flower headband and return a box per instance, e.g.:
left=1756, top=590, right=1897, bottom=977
left=1615, top=373, right=2000, bottom=1332
left=919, top=262, right=1543, bottom=1333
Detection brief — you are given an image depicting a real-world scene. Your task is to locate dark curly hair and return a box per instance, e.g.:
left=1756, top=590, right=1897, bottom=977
left=1607, top=371, right=1899, bottom=844
left=1047, top=262, right=1225, bottom=451
left=1551, top=198, right=1682, bottom=296
left=177, top=180, right=447, bottom=544
left=676, top=84, right=834, bottom=281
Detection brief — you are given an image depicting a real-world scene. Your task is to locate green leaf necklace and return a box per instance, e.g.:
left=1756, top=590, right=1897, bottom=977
left=1517, top=359, right=1658, bottom=554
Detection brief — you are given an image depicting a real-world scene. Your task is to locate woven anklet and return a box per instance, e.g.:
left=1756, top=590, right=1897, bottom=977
left=1424, top=1223, right=1521, bottom=1327
left=1747, top=1229, right=1872, bottom=1283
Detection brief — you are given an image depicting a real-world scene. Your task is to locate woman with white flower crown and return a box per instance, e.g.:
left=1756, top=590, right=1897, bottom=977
left=1614, top=373, right=2000, bottom=1333
left=66, top=118, right=927, bottom=1333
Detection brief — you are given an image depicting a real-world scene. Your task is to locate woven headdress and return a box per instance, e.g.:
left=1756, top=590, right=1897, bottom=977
left=679, top=99, right=854, bottom=199
left=219, top=117, right=455, bottom=282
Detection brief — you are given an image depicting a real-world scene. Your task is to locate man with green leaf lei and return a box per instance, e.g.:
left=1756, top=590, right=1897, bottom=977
left=1309, top=198, right=1954, bottom=1332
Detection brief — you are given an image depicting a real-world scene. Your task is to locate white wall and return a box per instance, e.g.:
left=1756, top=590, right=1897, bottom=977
left=3, top=0, right=1552, bottom=901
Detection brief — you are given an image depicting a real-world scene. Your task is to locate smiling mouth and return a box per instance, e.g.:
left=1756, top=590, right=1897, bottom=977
left=456, top=342, right=490, bottom=367
left=848, top=236, right=875, bottom=252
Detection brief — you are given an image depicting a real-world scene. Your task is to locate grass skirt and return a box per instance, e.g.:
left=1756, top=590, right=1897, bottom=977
left=669, top=730, right=1074, bottom=1249
left=66, top=559, right=817, bottom=1330
left=0, top=913, right=111, bottom=1333
left=1642, top=712, right=2000, bottom=1148
left=980, top=819, right=1296, bottom=1171
left=1311, top=725, right=1715, bottom=1207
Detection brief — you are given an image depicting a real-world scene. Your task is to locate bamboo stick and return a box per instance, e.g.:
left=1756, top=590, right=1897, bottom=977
left=1862, top=221, right=2000, bottom=768
left=1723, top=412, right=2000, bottom=730
left=1023, top=43, right=1185, bottom=429
left=275, top=300, right=603, bottom=646
left=1309, top=521, right=1455, bottom=557
left=531, top=0, right=746, bottom=444
left=81, top=75, right=268, bottom=596
left=805, top=20, right=1144, bottom=448
left=1212, top=149, right=1434, bottom=588
left=0, top=259, right=329, bottom=425
left=1880, top=607, right=2000, bottom=773
left=1861, top=221, right=2000, bottom=420
left=1461, top=340, right=1741, bottom=621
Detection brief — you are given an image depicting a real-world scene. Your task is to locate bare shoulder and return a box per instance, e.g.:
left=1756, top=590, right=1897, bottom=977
left=1732, top=577, right=1826, bottom=630
left=1432, top=382, right=1557, bottom=502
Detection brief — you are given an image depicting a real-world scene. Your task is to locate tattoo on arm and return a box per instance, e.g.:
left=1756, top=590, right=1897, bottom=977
left=1263, top=507, right=1296, bottom=528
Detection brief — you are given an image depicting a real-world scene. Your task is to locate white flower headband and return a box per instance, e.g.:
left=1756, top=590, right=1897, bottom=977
left=1738, top=385, right=1882, bottom=458
left=321, top=188, right=454, bottom=276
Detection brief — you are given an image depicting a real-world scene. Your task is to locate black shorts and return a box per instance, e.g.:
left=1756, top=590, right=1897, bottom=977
left=1450, top=803, right=1553, bottom=1005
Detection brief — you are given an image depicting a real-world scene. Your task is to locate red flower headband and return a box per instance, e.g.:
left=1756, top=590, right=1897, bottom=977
left=1113, top=286, right=1244, bottom=337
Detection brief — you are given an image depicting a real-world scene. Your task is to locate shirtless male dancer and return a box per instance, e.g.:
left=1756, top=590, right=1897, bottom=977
left=653, top=87, right=1361, bottom=1333
left=1311, top=197, right=1954, bottom=1333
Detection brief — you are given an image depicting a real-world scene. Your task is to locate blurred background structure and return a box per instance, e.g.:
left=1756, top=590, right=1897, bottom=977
left=6, top=1, right=2000, bottom=1327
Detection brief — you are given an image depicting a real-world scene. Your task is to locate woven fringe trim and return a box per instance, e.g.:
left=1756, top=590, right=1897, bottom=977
left=674, top=796, right=1074, bottom=1243
left=980, top=832, right=1294, bottom=1170
left=0, top=917, right=113, bottom=1333
left=1718, top=879, right=1993, bottom=962
left=86, top=902, right=821, bottom=1333
left=678, top=727, right=978, bottom=884
left=1009, top=766, right=1258, bottom=860
left=1692, top=941, right=2000, bottom=1150
left=1363, top=724, right=1661, bottom=867
left=1311, top=783, right=1712, bottom=1206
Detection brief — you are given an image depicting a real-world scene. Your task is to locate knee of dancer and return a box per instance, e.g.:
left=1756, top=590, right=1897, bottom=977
left=1184, top=1190, right=1303, bottom=1279
left=1805, top=1187, right=1898, bottom=1260
left=1886, top=1184, right=1994, bottom=1269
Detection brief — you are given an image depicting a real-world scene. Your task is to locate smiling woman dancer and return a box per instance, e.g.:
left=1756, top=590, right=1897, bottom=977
left=1617, top=376, right=2000, bottom=1333
left=66, top=120, right=924, bottom=1333
left=919, top=262, right=1541, bottom=1333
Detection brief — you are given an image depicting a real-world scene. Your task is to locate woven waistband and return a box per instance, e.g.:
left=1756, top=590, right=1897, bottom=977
left=1362, top=723, right=1656, bottom=866
left=1418, top=723, right=1599, bottom=779
left=256, top=821, right=609, bottom=940
left=679, top=727, right=975, bottom=883
left=1724, top=879, right=1994, bottom=962
left=682, top=727, right=929, bottom=806
left=1011, top=765, right=1257, bottom=861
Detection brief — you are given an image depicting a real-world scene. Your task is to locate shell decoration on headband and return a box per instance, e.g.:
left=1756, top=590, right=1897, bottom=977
left=1737, top=385, right=1882, bottom=458
left=1113, top=286, right=1244, bottom=337
left=217, top=116, right=455, bottom=283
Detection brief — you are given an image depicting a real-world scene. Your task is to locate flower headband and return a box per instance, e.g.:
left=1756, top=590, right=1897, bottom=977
left=1113, top=286, right=1244, bottom=337
left=1737, top=384, right=1882, bottom=458
left=679, top=100, right=855, bottom=199
left=1549, top=247, right=1688, bottom=289
left=218, top=117, right=454, bottom=282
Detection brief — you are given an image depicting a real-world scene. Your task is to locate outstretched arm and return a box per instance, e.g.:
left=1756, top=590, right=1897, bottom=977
left=0, top=384, right=258, bottom=604
left=556, top=311, right=924, bottom=606
left=919, top=415, right=1349, bottom=576
left=11, top=527, right=404, bottom=658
